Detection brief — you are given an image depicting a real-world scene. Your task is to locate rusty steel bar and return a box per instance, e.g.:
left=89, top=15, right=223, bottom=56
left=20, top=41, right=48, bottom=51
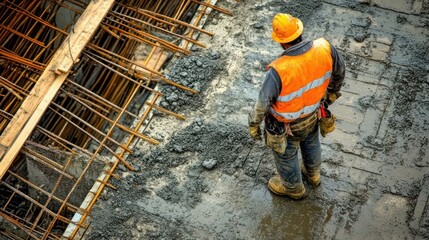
left=110, top=10, right=207, bottom=48
left=190, top=0, right=233, bottom=15
left=83, top=51, right=162, bottom=95
left=0, top=210, right=61, bottom=240
left=0, top=1, right=68, bottom=35
left=57, top=91, right=135, bottom=153
left=34, top=128, right=108, bottom=165
left=6, top=171, right=82, bottom=214
left=68, top=92, right=161, bottom=239
left=47, top=104, right=137, bottom=164
left=0, top=25, right=46, bottom=47
left=42, top=75, right=144, bottom=239
left=86, top=44, right=198, bottom=93
left=0, top=49, right=46, bottom=71
left=183, top=0, right=211, bottom=49
left=29, top=151, right=87, bottom=237
left=20, top=148, right=74, bottom=180
left=0, top=110, right=80, bottom=158
left=0, top=212, right=43, bottom=240
left=65, top=78, right=140, bottom=118
left=134, top=8, right=214, bottom=36
left=60, top=89, right=155, bottom=148
left=0, top=182, right=72, bottom=225
left=21, top=146, right=66, bottom=172
left=101, top=21, right=192, bottom=55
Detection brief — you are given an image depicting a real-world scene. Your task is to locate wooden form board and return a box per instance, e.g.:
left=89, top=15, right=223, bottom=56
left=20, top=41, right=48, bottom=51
left=0, top=0, right=115, bottom=179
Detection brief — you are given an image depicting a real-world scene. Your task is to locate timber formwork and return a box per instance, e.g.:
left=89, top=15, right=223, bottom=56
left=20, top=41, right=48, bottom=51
left=0, top=0, right=231, bottom=239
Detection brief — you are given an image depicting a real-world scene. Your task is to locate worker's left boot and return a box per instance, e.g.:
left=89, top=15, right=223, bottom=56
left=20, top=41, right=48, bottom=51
left=268, top=175, right=305, bottom=199
left=301, top=163, right=321, bottom=187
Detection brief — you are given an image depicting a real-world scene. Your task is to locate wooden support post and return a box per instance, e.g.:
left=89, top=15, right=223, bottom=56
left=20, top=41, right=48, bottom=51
left=0, top=0, right=115, bottom=179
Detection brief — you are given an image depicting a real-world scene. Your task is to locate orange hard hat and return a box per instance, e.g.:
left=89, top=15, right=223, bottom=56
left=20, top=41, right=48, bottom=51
left=271, top=13, right=304, bottom=43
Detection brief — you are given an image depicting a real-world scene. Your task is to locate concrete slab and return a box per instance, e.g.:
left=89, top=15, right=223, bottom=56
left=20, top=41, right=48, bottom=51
left=410, top=176, right=429, bottom=233
left=372, top=0, right=414, bottom=13
left=347, top=193, right=413, bottom=240
left=85, top=1, right=429, bottom=239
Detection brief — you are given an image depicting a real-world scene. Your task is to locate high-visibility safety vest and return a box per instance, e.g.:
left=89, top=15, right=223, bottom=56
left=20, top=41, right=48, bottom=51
left=268, top=38, right=333, bottom=123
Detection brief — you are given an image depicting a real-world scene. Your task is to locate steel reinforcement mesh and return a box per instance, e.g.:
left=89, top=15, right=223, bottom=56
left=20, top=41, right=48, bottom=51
left=0, top=0, right=231, bottom=239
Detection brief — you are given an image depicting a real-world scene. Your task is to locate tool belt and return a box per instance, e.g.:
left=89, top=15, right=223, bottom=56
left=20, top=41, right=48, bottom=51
left=290, top=111, right=318, bottom=135
left=264, top=111, right=318, bottom=154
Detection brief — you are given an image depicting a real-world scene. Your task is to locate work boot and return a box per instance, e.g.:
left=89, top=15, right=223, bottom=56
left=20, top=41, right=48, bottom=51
left=268, top=175, right=305, bottom=199
left=301, top=163, right=321, bottom=187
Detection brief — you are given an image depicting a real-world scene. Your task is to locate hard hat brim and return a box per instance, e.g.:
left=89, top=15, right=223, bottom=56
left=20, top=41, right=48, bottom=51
left=272, top=18, right=304, bottom=43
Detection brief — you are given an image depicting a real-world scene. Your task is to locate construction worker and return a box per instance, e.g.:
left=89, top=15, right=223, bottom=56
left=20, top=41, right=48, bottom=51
left=248, top=13, right=345, bottom=199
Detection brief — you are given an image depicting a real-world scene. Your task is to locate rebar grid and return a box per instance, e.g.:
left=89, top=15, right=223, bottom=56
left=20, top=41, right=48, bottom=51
left=0, top=0, right=230, bottom=239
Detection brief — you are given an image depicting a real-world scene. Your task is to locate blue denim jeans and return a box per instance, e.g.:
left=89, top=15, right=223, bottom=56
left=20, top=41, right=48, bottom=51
left=272, top=122, right=321, bottom=188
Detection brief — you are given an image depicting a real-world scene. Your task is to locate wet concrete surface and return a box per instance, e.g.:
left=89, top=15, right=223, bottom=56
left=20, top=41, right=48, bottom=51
left=85, top=0, right=429, bottom=239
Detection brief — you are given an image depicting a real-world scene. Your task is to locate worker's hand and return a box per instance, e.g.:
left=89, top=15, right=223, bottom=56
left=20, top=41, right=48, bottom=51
left=249, top=126, right=262, bottom=140
left=323, top=92, right=342, bottom=105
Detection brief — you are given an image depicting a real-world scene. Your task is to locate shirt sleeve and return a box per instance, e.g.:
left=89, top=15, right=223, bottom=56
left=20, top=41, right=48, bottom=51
left=328, top=44, right=346, bottom=93
left=248, top=68, right=282, bottom=127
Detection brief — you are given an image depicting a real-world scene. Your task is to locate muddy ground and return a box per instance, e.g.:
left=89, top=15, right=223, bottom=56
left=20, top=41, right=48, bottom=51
left=85, top=0, right=429, bottom=239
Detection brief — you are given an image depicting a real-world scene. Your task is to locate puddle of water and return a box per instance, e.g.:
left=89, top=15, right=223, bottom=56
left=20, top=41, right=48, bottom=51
left=135, top=174, right=332, bottom=239
left=253, top=192, right=325, bottom=239
left=212, top=175, right=329, bottom=239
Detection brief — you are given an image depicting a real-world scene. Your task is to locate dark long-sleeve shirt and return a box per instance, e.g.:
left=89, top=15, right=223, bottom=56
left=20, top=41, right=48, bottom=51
left=248, top=39, right=345, bottom=127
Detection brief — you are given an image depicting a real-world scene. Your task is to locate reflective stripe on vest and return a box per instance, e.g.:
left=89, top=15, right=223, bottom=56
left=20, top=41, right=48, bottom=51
left=268, top=38, right=333, bottom=122
left=277, top=71, right=332, bottom=103
left=269, top=102, right=320, bottom=120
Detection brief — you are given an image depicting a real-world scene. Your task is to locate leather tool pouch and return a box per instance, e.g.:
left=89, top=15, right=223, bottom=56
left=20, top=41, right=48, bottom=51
left=265, top=130, right=286, bottom=154
left=319, top=105, right=336, bottom=137
left=319, top=113, right=336, bottom=137
left=264, top=114, right=287, bottom=154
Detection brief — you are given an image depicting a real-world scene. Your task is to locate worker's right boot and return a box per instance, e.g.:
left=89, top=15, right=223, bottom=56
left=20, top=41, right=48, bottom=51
left=268, top=175, right=306, bottom=199
left=301, top=163, right=321, bottom=187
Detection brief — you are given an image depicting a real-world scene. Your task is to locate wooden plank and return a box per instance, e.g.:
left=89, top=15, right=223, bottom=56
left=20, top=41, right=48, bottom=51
left=0, top=0, right=115, bottom=179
